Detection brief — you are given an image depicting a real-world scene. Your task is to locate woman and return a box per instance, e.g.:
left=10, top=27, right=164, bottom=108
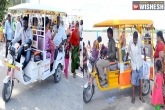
left=92, top=36, right=102, bottom=60
left=70, top=22, right=80, bottom=78
left=153, top=31, right=165, bottom=109
left=44, top=17, right=55, bottom=70
left=154, top=31, right=165, bottom=70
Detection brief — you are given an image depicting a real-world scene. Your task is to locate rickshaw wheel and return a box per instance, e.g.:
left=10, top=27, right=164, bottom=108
left=142, top=79, right=150, bottom=96
left=2, top=80, right=14, bottom=102
left=83, top=84, right=95, bottom=103
left=54, top=64, right=62, bottom=83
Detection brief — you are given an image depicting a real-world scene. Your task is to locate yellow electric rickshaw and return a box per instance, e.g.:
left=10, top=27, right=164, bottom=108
left=83, top=19, right=154, bottom=103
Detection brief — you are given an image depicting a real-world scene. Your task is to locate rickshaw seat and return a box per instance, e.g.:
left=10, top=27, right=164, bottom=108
left=108, top=62, right=118, bottom=71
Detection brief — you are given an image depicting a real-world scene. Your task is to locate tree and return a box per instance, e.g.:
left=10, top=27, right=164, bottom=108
left=0, top=0, right=11, bottom=20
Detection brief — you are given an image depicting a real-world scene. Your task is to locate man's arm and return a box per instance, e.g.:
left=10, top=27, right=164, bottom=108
left=59, top=28, right=67, bottom=47
left=27, top=29, right=33, bottom=45
left=4, top=21, right=7, bottom=37
left=107, top=40, right=116, bottom=59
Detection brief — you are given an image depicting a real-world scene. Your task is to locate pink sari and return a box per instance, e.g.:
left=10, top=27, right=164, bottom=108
left=45, top=30, right=55, bottom=64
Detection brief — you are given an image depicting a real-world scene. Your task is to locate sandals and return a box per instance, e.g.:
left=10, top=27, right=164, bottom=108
left=131, top=98, right=135, bottom=104
left=139, top=97, right=145, bottom=103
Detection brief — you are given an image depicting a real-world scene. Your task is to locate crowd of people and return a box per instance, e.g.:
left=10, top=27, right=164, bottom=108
left=0, top=13, right=83, bottom=79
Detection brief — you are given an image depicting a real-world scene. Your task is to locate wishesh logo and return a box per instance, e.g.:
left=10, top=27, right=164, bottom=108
left=133, top=1, right=164, bottom=10
left=133, top=4, right=139, bottom=10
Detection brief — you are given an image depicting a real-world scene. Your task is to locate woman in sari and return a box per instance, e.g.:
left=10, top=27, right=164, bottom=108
left=44, top=17, right=55, bottom=71
left=92, top=36, right=102, bottom=60
left=70, top=22, right=80, bottom=78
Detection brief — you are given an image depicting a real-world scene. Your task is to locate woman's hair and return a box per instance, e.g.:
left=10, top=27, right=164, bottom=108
left=157, top=31, right=165, bottom=44
left=88, top=40, right=90, bottom=46
left=156, top=59, right=162, bottom=72
left=97, top=36, right=102, bottom=42
left=83, top=42, right=85, bottom=47
left=45, top=17, right=49, bottom=27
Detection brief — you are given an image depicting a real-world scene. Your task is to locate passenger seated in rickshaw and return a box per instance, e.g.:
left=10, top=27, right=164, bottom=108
left=96, top=27, right=116, bottom=86
left=44, top=17, right=55, bottom=70
left=10, top=16, right=33, bottom=72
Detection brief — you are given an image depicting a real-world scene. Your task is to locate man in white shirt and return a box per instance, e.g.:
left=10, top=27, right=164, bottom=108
left=51, top=16, right=67, bottom=60
left=126, top=31, right=146, bottom=104
left=5, top=14, right=14, bottom=58
left=11, top=16, right=33, bottom=72
left=15, top=16, right=22, bottom=38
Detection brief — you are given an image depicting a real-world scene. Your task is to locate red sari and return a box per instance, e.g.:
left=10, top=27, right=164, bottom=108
left=154, top=42, right=164, bottom=59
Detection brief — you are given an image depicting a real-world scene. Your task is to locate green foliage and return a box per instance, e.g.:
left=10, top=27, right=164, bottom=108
left=0, top=0, right=11, bottom=19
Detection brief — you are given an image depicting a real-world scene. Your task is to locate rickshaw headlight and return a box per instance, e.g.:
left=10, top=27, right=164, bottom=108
left=88, top=63, right=93, bottom=73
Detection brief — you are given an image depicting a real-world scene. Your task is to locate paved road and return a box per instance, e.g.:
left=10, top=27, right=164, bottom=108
left=83, top=84, right=154, bottom=110
left=0, top=43, right=84, bottom=110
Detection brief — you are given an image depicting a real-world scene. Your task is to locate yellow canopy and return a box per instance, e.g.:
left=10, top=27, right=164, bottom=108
left=93, top=20, right=153, bottom=27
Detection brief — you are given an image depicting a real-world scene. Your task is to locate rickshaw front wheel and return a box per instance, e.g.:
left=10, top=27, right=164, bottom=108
left=54, top=64, right=62, bottom=83
left=83, top=84, right=95, bottom=103
left=142, top=79, right=150, bottom=96
left=2, top=80, right=14, bottom=102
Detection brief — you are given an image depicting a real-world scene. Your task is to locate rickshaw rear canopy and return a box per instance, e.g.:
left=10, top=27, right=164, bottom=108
left=8, top=3, right=66, bottom=13
left=93, top=20, right=153, bottom=27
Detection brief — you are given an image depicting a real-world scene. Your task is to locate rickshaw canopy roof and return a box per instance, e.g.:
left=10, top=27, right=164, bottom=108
left=8, top=3, right=66, bottom=13
left=93, top=19, right=153, bottom=27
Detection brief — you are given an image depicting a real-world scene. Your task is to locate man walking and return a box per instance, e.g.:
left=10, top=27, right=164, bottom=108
left=4, top=14, right=14, bottom=58
left=126, top=31, right=146, bottom=104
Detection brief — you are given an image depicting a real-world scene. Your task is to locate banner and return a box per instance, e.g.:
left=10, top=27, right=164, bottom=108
left=143, top=61, right=150, bottom=79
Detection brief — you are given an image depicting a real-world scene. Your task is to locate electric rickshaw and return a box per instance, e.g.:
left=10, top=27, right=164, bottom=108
left=2, top=3, right=66, bottom=102
left=83, top=19, right=155, bottom=103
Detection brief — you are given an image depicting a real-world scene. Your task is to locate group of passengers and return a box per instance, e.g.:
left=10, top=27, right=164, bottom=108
left=3, top=13, right=83, bottom=79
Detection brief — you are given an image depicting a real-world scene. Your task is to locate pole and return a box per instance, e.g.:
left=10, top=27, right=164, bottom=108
left=96, top=30, right=98, bottom=39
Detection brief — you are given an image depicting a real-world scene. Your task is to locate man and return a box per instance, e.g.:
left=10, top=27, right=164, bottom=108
left=96, top=27, right=116, bottom=86
left=5, top=14, right=14, bottom=58
left=126, top=31, right=146, bottom=104
left=120, top=30, right=126, bottom=61
left=11, top=16, right=33, bottom=74
left=51, top=16, right=67, bottom=60
left=79, top=20, right=83, bottom=71
left=15, top=16, right=22, bottom=38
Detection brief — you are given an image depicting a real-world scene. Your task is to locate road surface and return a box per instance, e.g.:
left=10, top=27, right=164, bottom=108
left=0, top=43, right=84, bottom=110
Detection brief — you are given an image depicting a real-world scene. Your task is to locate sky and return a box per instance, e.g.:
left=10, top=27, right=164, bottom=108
left=30, top=0, right=164, bottom=30
left=83, top=0, right=165, bottom=30
left=29, top=0, right=83, bottom=15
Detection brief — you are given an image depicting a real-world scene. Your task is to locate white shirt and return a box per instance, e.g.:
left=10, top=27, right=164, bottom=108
left=12, top=27, right=33, bottom=47
left=128, top=38, right=144, bottom=70
left=52, top=25, right=66, bottom=47
left=15, top=21, right=22, bottom=38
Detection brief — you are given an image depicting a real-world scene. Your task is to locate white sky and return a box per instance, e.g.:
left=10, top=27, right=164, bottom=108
left=83, top=0, right=165, bottom=30
left=30, top=0, right=83, bottom=14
